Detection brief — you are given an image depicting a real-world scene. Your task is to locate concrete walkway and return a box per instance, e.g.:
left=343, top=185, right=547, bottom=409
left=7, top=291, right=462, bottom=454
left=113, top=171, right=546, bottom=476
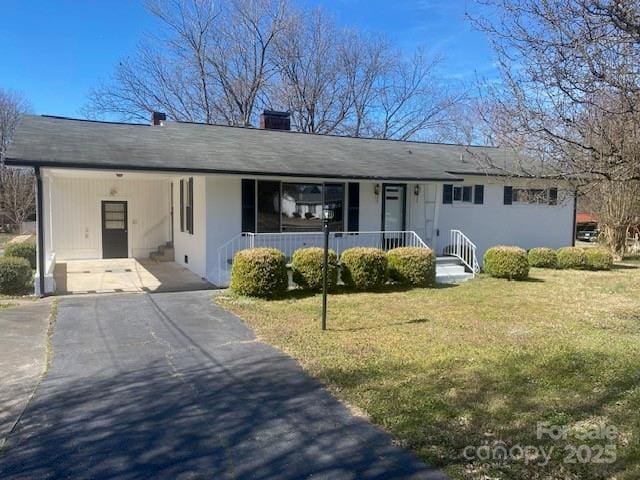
left=0, top=301, right=52, bottom=449
left=54, top=259, right=213, bottom=294
left=0, top=291, right=444, bottom=479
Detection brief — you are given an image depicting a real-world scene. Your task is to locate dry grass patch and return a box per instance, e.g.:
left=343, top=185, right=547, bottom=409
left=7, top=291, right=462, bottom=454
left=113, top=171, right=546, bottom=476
left=216, top=265, right=640, bottom=479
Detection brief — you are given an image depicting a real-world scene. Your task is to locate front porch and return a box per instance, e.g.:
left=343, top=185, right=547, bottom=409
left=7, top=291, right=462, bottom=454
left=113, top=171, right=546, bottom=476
left=53, top=258, right=213, bottom=295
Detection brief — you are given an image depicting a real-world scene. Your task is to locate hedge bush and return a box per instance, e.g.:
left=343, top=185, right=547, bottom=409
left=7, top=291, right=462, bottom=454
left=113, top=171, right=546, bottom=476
left=340, top=247, right=387, bottom=290
left=291, top=247, right=338, bottom=291
left=0, top=257, right=33, bottom=295
left=483, top=246, right=529, bottom=280
left=584, top=248, right=613, bottom=271
left=527, top=247, right=558, bottom=269
left=387, top=247, right=436, bottom=287
left=4, top=241, right=36, bottom=269
left=556, top=247, right=587, bottom=270
left=230, top=248, right=288, bottom=297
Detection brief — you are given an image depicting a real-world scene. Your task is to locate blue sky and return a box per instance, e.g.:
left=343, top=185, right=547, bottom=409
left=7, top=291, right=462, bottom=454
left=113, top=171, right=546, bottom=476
left=0, top=0, right=496, bottom=118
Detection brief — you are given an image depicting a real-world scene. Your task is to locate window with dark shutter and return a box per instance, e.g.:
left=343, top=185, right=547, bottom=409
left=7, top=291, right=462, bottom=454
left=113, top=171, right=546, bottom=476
left=443, top=184, right=453, bottom=204
left=179, top=180, right=185, bottom=232
left=504, top=186, right=513, bottom=205
left=347, top=183, right=360, bottom=231
left=474, top=185, right=484, bottom=204
left=241, top=179, right=256, bottom=232
left=549, top=187, right=558, bottom=205
left=186, top=177, right=194, bottom=235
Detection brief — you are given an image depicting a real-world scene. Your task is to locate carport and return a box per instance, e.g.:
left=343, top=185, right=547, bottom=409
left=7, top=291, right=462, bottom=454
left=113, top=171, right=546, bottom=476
left=53, top=258, right=212, bottom=295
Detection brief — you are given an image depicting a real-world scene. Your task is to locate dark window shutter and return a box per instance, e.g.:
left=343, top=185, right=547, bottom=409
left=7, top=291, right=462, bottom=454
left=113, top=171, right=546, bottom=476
left=443, top=184, right=453, bottom=204
left=549, top=187, right=558, bottom=205
left=188, top=177, right=194, bottom=234
left=474, top=185, right=484, bottom=204
left=347, top=182, right=360, bottom=231
left=179, top=180, right=184, bottom=232
left=241, top=179, right=256, bottom=232
left=504, top=186, right=513, bottom=205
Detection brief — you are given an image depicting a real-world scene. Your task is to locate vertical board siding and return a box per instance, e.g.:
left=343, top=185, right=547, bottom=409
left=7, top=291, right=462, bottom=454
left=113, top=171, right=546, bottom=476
left=48, top=175, right=171, bottom=260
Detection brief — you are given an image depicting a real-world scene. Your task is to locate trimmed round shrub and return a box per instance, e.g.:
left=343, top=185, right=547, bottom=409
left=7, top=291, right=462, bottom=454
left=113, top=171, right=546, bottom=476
left=0, top=256, right=33, bottom=295
left=340, top=247, right=387, bottom=290
left=230, top=248, right=288, bottom=297
left=387, top=247, right=436, bottom=287
left=584, top=248, right=613, bottom=271
left=291, top=247, right=338, bottom=291
left=528, top=247, right=558, bottom=269
left=4, top=241, right=36, bottom=269
left=483, top=246, right=529, bottom=280
left=556, top=246, right=587, bottom=270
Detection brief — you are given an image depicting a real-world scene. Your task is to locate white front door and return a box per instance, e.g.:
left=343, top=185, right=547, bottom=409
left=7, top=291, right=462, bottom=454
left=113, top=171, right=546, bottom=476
left=383, top=184, right=406, bottom=231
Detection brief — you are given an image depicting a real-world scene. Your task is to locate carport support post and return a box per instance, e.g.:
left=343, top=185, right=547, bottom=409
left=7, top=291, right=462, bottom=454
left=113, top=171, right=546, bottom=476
left=35, top=166, right=46, bottom=297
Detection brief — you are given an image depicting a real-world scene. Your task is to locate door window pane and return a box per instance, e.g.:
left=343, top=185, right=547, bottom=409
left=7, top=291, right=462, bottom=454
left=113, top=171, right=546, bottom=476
left=282, top=183, right=323, bottom=232
left=384, top=185, right=405, bottom=231
left=257, top=181, right=281, bottom=233
left=105, top=220, right=125, bottom=230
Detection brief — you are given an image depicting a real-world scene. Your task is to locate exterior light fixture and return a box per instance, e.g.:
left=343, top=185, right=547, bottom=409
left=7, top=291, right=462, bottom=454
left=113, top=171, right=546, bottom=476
left=374, top=184, right=380, bottom=196
left=116, top=173, right=123, bottom=178
left=414, top=184, right=421, bottom=196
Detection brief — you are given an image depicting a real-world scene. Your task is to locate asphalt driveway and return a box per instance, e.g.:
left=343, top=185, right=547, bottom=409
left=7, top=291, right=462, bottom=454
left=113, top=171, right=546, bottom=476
left=0, top=291, right=444, bottom=479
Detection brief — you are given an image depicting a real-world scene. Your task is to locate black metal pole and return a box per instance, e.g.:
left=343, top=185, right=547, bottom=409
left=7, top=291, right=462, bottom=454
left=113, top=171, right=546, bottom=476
left=321, top=218, right=329, bottom=331
left=34, top=166, right=46, bottom=297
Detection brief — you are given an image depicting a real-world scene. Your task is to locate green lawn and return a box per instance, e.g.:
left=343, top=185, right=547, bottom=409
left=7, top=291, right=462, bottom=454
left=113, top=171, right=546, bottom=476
left=217, top=265, right=640, bottom=479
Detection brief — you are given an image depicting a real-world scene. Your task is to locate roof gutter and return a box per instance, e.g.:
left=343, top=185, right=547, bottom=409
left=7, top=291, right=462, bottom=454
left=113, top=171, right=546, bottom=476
left=5, top=158, right=464, bottom=183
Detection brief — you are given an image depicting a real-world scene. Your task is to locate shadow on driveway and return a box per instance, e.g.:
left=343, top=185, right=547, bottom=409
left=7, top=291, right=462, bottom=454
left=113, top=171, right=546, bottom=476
left=0, top=291, right=445, bottom=480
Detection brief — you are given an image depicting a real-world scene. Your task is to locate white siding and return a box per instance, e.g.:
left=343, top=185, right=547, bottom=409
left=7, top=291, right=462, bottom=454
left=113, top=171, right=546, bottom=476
left=44, top=171, right=171, bottom=260
left=172, top=176, right=207, bottom=278
left=205, top=176, right=242, bottom=280
left=358, top=181, right=382, bottom=231
left=436, top=178, right=575, bottom=258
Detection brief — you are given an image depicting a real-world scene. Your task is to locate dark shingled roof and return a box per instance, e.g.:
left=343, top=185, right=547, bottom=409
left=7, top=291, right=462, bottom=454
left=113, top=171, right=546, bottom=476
left=5, top=115, right=517, bottom=181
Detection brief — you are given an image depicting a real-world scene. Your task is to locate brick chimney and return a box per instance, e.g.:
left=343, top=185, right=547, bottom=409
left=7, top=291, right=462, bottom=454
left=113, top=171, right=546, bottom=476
left=260, top=110, right=290, bottom=130
left=151, top=111, right=166, bottom=126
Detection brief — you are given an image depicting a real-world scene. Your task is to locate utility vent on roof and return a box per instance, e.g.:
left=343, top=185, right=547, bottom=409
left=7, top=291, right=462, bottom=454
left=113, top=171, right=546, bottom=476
left=151, top=111, right=166, bottom=126
left=260, top=110, right=290, bottom=131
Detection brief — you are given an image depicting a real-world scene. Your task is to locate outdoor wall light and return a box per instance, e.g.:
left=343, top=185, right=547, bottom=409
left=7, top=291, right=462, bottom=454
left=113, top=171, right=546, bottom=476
left=322, top=207, right=334, bottom=220
left=414, top=184, right=421, bottom=196
left=374, top=183, right=380, bottom=196
left=116, top=173, right=123, bottom=178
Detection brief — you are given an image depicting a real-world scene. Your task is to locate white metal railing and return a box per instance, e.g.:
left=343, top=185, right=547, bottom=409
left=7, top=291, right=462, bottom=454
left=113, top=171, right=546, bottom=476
left=214, top=230, right=428, bottom=286
left=448, top=229, right=480, bottom=275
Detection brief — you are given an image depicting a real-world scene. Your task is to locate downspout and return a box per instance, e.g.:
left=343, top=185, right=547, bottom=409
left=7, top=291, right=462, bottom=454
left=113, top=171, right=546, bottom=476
left=571, top=188, right=578, bottom=247
left=35, top=166, right=46, bottom=297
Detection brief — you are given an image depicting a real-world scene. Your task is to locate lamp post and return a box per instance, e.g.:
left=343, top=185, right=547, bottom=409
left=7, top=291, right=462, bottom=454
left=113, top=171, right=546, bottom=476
left=321, top=206, right=334, bottom=331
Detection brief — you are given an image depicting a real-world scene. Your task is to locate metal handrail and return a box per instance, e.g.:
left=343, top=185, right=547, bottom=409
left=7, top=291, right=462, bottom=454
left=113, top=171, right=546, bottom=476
left=448, top=229, right=480, bottom=275
left=213, top=230, right=428, bottom=287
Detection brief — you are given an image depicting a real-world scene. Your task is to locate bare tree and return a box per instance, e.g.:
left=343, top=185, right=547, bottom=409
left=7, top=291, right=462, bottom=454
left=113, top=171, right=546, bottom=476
left=87, top=0, right=291, bottom=126
left=0, top=90, right=29, bottom=159
left=270, top=8, right=351, bottom=134
left=0, top=169, right=35, bottom=228
left=0, top=89, right=35, bottom=230
left=87, top=0, right=463, bottom=140
left=373, top=49, right=465, bottom=140
left=469, top=0, right=640, bottom=255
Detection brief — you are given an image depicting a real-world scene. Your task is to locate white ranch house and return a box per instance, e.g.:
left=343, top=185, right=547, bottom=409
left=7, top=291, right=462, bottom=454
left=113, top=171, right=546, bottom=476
left=6, top=112, right=576, bottom=295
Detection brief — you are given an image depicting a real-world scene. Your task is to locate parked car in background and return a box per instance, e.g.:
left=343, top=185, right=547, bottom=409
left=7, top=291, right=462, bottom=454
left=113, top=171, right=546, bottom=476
left=577, top=228, right=599, bottom=242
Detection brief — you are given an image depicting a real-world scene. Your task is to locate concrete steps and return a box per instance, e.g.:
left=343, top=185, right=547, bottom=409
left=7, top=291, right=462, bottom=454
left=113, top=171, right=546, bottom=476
left=149, top=242, right=175, bottom=262
left=435, top=256, right=474, bottom=284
